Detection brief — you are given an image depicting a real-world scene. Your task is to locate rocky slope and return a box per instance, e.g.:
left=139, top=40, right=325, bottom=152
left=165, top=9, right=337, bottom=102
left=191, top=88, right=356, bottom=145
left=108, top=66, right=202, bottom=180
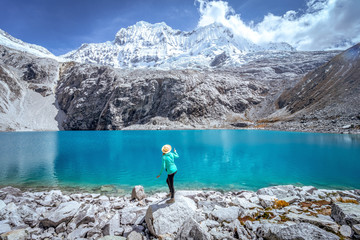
left=0, top=45, right=63, bottom=131
left=1, top=185, right=360, bottom=239
left=264, top=43, right=360, bottom=133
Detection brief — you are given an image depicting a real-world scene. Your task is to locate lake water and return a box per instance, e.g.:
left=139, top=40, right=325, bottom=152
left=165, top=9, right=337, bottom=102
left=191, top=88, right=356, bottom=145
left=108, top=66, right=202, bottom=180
left=0, top=130, right=359, bottom=193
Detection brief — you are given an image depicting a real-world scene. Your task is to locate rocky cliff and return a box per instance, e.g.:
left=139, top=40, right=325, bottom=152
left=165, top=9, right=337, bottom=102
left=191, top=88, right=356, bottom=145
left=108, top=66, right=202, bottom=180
left=56, top=50, right=338, bottom=130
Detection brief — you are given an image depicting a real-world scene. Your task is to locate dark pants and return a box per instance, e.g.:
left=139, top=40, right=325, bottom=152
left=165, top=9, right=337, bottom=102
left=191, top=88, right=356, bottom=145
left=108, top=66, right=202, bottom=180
left=166, top=171, right=177, bottom=198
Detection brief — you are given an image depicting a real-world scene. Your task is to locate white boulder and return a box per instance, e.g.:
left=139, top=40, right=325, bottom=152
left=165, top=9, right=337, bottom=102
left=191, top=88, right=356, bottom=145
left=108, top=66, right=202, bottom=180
left=131, top=186, right=146, bottom=201
left=145, top=195, right=196, bottom=237
left=40, top=201, right=81, bottom=228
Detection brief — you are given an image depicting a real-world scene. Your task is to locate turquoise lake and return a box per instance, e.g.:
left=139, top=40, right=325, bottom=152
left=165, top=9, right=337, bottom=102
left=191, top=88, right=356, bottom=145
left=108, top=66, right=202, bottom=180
left=0, top=130, right=359, bottom=193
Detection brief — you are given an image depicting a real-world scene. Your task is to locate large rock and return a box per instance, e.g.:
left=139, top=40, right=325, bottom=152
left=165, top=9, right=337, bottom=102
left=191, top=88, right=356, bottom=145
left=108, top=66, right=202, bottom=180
left=175, top=217, right=211, bottom=240
left=131, top=186, right=146, bottom=201
left=286, top=213, right=339, bottom=233
left=145, top=195, right=196, bottom=237
left=40, top=201, right=81, bottom=228
left=258, top=195, right=277, bottom=208
left=256, top=222, right=339, bottom=240
left=103, top=211, right=122, bottom=236
left=17, top=205, right=39, bottom=227
left=331, top=202, right=360, bottom=226
left=257, top=185, right=300, bottom=199
left=70, top=204, right=96, bottom=227
left=210, top=206, right=240, bottom=222
left=120, top=206, right=147, bottom=225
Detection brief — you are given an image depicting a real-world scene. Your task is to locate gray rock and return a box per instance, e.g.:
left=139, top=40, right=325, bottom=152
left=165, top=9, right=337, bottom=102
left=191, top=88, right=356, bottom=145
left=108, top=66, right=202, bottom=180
left=40, top=201, right=81, bottom=228
left=0, top=228, right=28, bottom=240
left=127, top=231, right=145, bottom=240
left=257, top=185, right=300, bottom=199
left=17, top=205, right=39, bottom=227
left=1, top=202, right=24, bottom=227
left=233, top=198, right=261, bottom=209
left=0, top=201, right=5, bottom=211
left=209, top=228, right=234, bottom=239
left=131, top=186, right=146, bottom=201
left=256, top=222, right=339, bottom=240
left=120, top=206, right=147, bottom=225
left=286, top=213, right=339, bottom=233
left=339, top=225, right=352, bottom=238
left=200, top=219, right=220, bottom=228
left=40, top=227, right=55, bottom=239
left=353, top=224, right=360, bottom=235
left=70, top=204, right=96, bottom=227
left=331, top=202, right=360, bottom=226
left=103, top=211, right=122, bottom=236
left=258, top=195, right=276, bottom=208
left=0, top=187, right=22, bottom=198
left=210, top=206, right=240, bottom=222
left=55, top=222, right=66, bottom=234
left=175, top=217, right=211, bottom=240
left=67, top=227, right=92, bottom=240
left=278, top=223, right=339, bottom=240
left=281, top=196, right=300, bottom=204
left=225, top=219, right=255, bottom=240
left=0, top=223, right=11, bottom=234
left=145, top=195, right=196, bottom=237
left=98, top=236, right=126, bottom=240
left=0, top=192, right=6, bottom=201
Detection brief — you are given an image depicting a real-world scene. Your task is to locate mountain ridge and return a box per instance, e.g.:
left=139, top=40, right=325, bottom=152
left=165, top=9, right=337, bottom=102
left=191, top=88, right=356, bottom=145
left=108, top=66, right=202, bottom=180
left=61, top=21, right=295, bottom=69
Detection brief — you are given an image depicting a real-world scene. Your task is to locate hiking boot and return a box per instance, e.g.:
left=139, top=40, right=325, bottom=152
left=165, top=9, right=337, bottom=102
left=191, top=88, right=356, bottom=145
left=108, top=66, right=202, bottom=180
left=166, top=193, right=171, bottom=197
left=166, top=198, right=175, bottom=204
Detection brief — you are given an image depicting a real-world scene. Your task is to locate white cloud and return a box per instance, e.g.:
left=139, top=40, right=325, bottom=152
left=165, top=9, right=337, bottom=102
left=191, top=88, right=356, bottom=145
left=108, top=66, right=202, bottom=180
left=195, top=0, right=360, bottom=50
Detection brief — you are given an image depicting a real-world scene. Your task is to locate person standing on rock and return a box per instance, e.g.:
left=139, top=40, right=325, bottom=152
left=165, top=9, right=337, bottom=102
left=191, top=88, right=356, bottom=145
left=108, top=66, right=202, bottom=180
left=157, top=144, right=179, bottom=204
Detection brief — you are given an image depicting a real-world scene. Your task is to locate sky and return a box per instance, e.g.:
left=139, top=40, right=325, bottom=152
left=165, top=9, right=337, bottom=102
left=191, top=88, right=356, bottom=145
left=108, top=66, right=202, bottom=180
left=0, top=0, right=359, bottom=55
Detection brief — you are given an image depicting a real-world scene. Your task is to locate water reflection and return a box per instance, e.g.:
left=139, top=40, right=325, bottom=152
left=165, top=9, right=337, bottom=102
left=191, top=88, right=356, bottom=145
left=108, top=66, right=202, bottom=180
left=0, top=132, right=58, bottom=185
left=0, top=130, right=359, bottom=191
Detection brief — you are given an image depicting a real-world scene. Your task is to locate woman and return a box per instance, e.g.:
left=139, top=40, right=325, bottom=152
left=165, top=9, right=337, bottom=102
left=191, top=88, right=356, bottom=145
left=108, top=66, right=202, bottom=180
left=156, top=144, right=179, bottom=204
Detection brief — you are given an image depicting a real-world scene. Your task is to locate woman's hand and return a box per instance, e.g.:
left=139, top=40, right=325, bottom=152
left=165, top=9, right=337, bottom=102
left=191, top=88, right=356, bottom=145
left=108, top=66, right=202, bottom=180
left=174, top=148, right=176, bottom=152
left=156, top=175, right=160, bottom=178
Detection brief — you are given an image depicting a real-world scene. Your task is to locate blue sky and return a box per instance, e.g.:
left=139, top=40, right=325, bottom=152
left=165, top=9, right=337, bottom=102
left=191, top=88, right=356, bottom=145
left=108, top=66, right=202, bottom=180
left=1, top=0, right=359, bottom=55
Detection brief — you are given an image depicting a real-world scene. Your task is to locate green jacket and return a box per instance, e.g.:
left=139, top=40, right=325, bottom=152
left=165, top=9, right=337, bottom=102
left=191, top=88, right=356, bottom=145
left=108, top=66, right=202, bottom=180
left=159, top=151, right=179, bottom=176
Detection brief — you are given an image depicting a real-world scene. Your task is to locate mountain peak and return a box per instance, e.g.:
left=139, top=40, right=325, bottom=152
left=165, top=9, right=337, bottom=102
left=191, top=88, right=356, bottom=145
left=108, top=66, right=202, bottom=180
left=63, top=21, right=296, bottom=69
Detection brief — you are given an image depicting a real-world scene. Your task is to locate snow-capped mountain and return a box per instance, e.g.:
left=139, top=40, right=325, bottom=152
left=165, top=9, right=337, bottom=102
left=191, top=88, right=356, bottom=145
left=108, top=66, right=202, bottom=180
left=62, top=21, right=295, bottom=68
left=0, top=29, right=57, bottom=59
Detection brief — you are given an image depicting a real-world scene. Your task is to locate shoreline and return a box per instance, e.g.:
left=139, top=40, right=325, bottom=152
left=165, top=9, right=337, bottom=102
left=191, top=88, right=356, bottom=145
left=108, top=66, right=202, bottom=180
left=1, top=184, right=359, bottom=239
left=1, top=126, right=360, bottom=135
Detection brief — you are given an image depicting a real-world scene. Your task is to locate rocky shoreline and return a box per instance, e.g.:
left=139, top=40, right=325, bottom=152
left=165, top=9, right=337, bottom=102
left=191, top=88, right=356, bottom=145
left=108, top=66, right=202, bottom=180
left=1, top=185, right=360, bottom=240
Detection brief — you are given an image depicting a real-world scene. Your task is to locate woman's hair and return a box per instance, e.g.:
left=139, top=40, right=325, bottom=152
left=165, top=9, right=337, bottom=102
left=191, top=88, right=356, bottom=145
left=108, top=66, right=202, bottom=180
left=162, top=153, right=165, bottom=156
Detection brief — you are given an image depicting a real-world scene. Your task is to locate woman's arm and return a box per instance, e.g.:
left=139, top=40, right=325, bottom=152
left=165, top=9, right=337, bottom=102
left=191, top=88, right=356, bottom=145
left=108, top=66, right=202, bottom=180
left=157, top=157, right=166, bottom=177
left=173, top=150, right=179, bottom=158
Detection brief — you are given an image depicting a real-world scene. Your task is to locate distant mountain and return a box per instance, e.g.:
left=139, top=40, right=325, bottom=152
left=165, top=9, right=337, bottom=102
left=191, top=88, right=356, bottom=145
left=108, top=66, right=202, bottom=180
left=0, top=29, right=57, bottom=59
left=274, top=43, right=360, bottom=131
left=61, top=21, right=295, bottom=69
